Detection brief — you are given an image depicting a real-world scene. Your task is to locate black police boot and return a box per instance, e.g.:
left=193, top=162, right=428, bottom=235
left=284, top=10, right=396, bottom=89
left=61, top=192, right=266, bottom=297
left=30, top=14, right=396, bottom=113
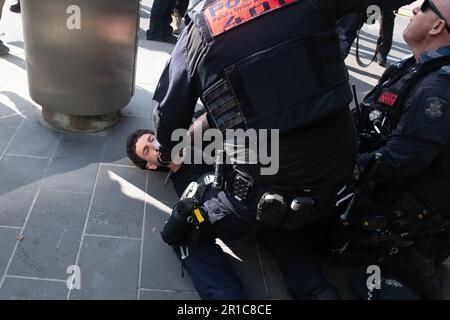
left=146, top=32, right=178, bottom=45
left=10, top=1, right=21, bottom=13
left=309, top=284, right=341, bottom=300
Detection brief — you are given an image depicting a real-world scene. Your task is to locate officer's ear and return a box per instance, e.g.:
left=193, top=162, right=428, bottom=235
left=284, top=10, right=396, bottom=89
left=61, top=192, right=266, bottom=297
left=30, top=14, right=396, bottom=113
left=430, top=19, right=446, bottom=36
left=146, top=162, right=158, bottom=170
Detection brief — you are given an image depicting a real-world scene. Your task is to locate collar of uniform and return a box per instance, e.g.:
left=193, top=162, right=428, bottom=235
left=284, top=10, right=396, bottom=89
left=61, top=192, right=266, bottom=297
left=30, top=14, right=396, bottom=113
left=419, top=46, right=450, bottom=64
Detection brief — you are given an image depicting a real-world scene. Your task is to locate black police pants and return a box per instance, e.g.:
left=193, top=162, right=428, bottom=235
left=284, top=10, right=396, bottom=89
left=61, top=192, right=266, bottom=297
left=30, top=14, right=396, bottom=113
left=173, top=204, right=333, bottom=300
left=147, top=0, right=176, bottom=39
left=376, top=11, right=396, bottom=59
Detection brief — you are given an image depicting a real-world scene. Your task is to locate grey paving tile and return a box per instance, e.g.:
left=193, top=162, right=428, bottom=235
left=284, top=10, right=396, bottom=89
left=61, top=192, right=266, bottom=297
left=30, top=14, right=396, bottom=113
left=69, top=236, right=140, bottom=300
left=102, top=116, right=151, bottom=165
left=135, top=56, right=170, bottom=86
left=0, top=155, right=49, bottom=226
left=0, top=278, right=67, bottom=300
left=87, top=165, right=146, bottom=238
left=42, top=134, right=106, bottom=193
left=227, top=248, right=268, bottom=300
left=5, top=111, right=61, bottom=157
left=120, top=85, right=155, bottom=120
left=147, top=171, right=180, bottom=203
left=8, top=190, right=90, bottom=279
left=141, top=204, right=196, bottom=291
left=139, top=289, right=200, bottom=300
left=0, top=126, right=16, bottom=154
left=0, top=227, right=19, bottom=278
left=0, top=91, right=31, bottom=127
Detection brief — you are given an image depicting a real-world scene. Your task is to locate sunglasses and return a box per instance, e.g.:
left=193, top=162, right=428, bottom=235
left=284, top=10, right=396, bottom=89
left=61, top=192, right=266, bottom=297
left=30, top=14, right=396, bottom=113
left=420, top=0, right=450, bottom=33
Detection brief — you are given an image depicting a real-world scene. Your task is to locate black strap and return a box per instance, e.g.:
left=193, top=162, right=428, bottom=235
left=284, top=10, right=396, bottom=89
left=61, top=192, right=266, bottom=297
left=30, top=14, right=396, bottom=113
left=355, top=27, right=379, bottom=68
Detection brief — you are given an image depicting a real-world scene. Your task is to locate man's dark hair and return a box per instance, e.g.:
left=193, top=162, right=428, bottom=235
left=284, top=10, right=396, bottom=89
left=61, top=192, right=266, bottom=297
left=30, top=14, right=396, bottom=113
left=126, top=129, right=155, bottom=170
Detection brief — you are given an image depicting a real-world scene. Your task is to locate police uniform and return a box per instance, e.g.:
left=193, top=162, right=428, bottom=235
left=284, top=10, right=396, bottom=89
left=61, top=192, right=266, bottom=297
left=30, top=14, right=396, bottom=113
left=339, top=47, right=450, bottom=299
left=152, top=0, right=413, bottom=300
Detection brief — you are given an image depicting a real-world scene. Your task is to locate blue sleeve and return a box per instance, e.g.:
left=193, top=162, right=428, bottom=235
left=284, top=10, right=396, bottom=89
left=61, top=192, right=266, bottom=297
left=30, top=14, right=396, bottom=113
left=358, top=79, right=450, bottom=185
left=152, top=27, right=199, bottom=162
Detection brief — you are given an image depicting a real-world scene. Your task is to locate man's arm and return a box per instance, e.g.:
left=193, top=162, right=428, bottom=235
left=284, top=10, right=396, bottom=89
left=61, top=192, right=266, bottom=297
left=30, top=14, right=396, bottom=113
left=358, top=85, right=450, bottom=185
left=152, top=24, right=201, bottom=163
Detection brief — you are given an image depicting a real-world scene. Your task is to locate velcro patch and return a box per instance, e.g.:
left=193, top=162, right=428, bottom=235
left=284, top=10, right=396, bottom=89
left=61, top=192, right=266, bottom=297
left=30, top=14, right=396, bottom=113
left=423, top=96, right=448, bottom=122
left=377, top=91, right=399, bottom=107
left=203, top=0, right=298, bottom=37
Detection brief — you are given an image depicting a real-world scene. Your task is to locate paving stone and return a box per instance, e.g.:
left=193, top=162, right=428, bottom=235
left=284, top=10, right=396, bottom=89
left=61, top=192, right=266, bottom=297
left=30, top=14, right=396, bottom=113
left=87, top=165, right=146, bottom=238
left=5, top=110, right=61, bottom=157
left=141, top=204, right=196, bottom=291
left=0, top=155, right=49, bottom=226
left=0, top=227, right=19, bottom=278
left=147, top=171, right=180, bottom=203
left=69, top=236, right=140, bottom=300
left=8, top=190, right=90, bottom=279
left=43, top=134, right=106, bottom=193
left=139, top=289, right=200, bottom=300
left=120, top=85, right=155, bottom=120
left=135, top=54, right=170, bottom=86
left=0, top=126, right=16, bottom=154
left=102, top=116, right=151, bottom=165
left=0, top=90, right=31, bottom=127
left=0, top=278, right=67, bottom=300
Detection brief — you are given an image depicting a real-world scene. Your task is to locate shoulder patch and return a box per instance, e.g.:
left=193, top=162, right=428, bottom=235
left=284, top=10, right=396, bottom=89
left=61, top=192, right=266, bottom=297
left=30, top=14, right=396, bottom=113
left=203, top=0, right=298, bottom=37
left=423, top=96, right=448, bottom=122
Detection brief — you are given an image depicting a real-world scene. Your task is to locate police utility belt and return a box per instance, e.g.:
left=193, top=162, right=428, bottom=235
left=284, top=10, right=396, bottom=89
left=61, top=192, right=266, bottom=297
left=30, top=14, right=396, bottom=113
left=214, top=158, right=337, bottom=230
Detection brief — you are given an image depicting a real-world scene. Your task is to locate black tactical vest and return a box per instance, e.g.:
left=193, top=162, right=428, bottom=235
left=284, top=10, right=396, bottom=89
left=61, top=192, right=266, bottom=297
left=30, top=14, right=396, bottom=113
left=189, top=0, right=353, bottom=133
left=361, top=56, right=450, bottom=138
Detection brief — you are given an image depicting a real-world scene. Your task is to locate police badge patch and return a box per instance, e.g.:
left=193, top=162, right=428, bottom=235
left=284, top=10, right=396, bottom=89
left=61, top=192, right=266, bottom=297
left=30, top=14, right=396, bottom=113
left=423, top=97, right=448, bottom=122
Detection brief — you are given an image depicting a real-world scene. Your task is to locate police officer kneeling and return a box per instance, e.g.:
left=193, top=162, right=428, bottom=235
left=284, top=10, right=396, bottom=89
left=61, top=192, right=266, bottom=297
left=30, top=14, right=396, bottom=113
left=334, top=0, right=450, bottom=300
left=150, top=0, right=411, bottom=300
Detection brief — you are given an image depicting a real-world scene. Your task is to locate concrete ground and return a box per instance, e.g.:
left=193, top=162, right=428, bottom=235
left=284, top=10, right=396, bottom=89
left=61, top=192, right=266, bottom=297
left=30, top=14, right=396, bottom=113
left=0, top=0, right=448, bottom=300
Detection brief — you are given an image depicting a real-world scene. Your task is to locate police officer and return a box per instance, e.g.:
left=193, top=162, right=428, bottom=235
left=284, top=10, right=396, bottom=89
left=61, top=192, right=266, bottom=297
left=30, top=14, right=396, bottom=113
left=342, top=0, right=450, bottom=299
left=150, top=0, right=412, bottom=300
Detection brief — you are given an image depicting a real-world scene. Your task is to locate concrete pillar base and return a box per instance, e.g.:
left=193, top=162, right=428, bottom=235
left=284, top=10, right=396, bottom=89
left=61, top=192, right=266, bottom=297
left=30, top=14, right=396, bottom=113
left=41, top=108, right=120, bottom=133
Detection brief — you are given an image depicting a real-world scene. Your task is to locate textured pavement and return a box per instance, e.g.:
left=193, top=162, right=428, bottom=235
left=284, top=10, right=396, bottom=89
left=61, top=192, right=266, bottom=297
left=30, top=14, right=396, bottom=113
left=0, top=0, right=448, bottom=300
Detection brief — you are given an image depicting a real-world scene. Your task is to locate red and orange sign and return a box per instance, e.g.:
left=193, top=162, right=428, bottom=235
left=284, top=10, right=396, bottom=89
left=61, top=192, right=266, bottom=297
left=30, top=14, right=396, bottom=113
left=203, top=0, right=298, bottom=37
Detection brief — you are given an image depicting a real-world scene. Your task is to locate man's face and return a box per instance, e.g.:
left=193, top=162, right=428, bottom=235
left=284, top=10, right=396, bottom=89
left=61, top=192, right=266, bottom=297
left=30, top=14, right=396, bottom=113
left=404, top=1, right=446, bottom=46
left=135, top=133, right=159, bottom=170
